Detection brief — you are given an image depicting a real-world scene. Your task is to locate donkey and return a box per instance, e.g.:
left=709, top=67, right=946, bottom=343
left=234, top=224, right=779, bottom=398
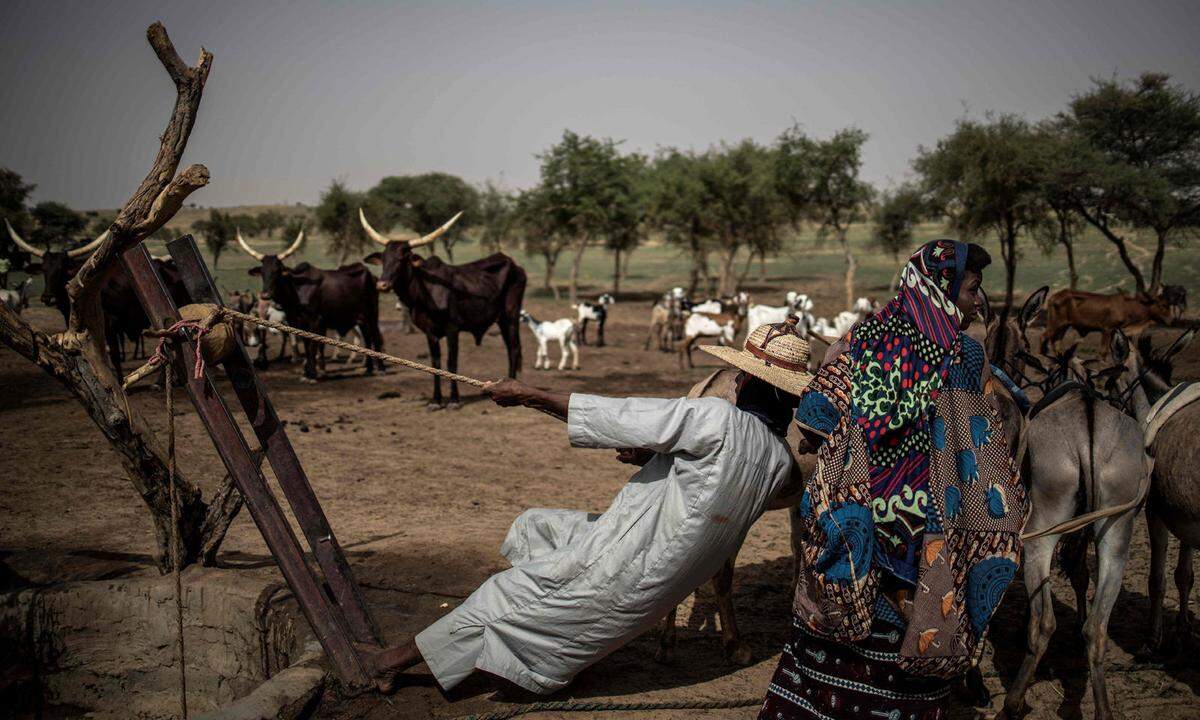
left=998, top=333, right=1156, bottom=720
left=1126, top=331, right=1200, bottom=657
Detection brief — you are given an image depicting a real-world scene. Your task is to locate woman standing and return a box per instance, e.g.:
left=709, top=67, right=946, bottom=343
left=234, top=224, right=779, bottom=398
left=761, top=240, right=1026, bottom=720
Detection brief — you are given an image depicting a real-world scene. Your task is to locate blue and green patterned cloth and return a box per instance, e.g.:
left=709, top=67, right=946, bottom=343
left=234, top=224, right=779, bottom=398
left=791, top=240, right=1026, bottom=679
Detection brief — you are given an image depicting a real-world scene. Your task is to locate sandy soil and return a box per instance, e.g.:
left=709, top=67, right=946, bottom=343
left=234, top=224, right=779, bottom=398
left=2, top=290, right=1199, bottom=720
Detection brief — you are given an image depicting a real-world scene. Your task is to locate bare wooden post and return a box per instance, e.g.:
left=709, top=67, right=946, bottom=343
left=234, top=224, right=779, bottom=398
left=167, top=234, right=381, bottom=645
left=121, top=244, right=372, bottom=689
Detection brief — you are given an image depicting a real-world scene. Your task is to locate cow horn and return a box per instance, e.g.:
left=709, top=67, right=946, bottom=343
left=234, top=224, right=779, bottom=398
left=236, top=228, right=265, bottom=260
left=359, top=208, right=394, bottom=246
left=277, top=227, right=305, bottom=260
left=408, top=211, right=464, bottom=249
left=5, top=218, right=44, bottom=258
left=66, top=229, right=109, bottom=258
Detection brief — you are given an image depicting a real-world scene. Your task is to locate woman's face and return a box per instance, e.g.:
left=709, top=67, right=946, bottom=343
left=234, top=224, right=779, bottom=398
left=955, top=270, right=983, bottom=329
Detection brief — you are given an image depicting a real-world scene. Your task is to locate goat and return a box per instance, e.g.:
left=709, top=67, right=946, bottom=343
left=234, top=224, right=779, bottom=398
left=678, top=312, right=736, bottom=369
left=811, top=296, right=876, bottom=339
left=574, top=293, right=614, bottom=346
left=0, top=277, right=34, bottom=315
left=747, top=292, right=815, bottom=340
left=646, top=289, right=686, bottom=352
left=519, top=310, right=579, bottom=371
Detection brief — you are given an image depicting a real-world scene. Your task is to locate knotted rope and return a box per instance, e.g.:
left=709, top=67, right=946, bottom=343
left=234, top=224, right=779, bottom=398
left=448, top=695, right=763, bottom=720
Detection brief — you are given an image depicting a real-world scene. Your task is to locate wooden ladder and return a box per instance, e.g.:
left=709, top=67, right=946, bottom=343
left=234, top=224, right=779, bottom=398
left=123, top=236, right=382, bottom=689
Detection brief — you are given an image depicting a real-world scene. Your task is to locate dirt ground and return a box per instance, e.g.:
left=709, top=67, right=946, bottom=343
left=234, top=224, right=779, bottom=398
left=2, top=287, right=1200, bottom=720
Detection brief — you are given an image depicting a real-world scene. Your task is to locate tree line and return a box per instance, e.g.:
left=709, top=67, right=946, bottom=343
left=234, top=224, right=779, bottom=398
left=5, top=72, right=1197, bottom=309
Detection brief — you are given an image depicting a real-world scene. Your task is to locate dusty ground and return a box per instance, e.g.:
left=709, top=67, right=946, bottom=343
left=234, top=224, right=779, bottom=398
left=2, top=285, right=1199, bottom=720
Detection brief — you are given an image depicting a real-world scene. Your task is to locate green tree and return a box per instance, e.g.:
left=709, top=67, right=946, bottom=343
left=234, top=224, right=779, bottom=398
left=533, top=130, right=643, bottom=302
left=191, top=209, right=233, bottom=268
left=1032, top=124, right=1088, bottom=290
left=701, top=140, right=786, bottom=296
left=1055, top=73, right=1200, bottom=295
left=777, top=126, right=873, bottom=307
left=256, top=209, right=284, bottom=239
left=0, top=168, right=36, bottom=267
left=915, top=114, right=1046, bottom=308
left=873, top=183, right=927, bottom=291
left=30, top=201, right=87, bottom=248
left=515, top=187, right=569, bottom=298
left=316, top=179, right=367, bottom=265
left=647, top=149, right=716, bottom=296
left=229, top=213, right=259, bottom=237
left=368, top=172, right=480, bottom=261
left=477, top=181, right=515, bottom=253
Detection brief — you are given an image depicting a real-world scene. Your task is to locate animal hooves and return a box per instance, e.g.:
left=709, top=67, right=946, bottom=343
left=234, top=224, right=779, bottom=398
left=446, top=402, right=463, bottom=411
left=299, top=376, right=318, bottom=384
left=425, top=403, right=444, bottom=412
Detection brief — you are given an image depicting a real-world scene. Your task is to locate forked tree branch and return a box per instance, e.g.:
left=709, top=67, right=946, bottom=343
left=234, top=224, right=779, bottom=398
left=66, top=22, right=213, bottom=337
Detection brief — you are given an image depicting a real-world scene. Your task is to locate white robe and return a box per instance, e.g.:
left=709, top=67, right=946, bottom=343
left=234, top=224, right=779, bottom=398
left=414, top=393, right=794, bottom=694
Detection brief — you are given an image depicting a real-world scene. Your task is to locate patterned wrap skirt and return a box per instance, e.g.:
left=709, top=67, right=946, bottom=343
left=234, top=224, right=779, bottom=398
left=759, top=615, right=952, bottom=720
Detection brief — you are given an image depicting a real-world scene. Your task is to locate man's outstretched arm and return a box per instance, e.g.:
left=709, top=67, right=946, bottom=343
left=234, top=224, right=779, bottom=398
left=483, top=378, right=570, bottom=421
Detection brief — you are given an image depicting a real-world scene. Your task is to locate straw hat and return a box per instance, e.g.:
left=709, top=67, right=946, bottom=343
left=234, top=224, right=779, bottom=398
left=700, top=316, right=814, bottom=396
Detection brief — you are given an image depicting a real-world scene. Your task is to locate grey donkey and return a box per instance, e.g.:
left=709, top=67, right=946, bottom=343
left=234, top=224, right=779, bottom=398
left=998, top=329, right=1188, bottom=720
left=1128, top=331, right=1200, bottom=657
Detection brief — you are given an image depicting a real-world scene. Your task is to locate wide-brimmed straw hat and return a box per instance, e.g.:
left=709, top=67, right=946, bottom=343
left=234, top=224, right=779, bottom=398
left=700, top=316, right=815, bottom=396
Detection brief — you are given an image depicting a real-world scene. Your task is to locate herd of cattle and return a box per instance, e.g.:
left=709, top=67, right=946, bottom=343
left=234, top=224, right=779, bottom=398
left=4, top=212, right=1200, bottom=718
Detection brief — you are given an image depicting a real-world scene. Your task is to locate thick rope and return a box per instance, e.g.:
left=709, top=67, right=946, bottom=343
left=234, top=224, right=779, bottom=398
left=218, top=307, right=486, bottom=388
left=448, top=696, right=762, bottom=720
left=165, top=355, right=189, bottom=719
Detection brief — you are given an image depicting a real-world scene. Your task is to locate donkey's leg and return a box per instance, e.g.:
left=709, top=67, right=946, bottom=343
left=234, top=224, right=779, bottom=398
left=1001, top=534, right=1059, bottom=719
left=1084, top=514, right=1136, bottom=720
left=1175, top=543, right=1195, bottom=651
left=712, top=552, right=751, bottom=665
left=1147, top=504, right=1171, bottom=654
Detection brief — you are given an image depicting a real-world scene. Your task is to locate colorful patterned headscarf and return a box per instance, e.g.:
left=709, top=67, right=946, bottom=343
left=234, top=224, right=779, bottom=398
left=792, top=239, right=1025, bottom=678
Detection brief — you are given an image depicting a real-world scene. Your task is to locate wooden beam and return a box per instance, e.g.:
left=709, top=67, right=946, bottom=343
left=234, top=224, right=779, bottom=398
left=167, top=235, right=382, bottom=645
left=121, top=244, right=371, bottom=689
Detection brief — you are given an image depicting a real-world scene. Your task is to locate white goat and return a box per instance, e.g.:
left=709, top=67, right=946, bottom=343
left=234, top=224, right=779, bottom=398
left=812, top=296, right=877, bottom=339
left=678, top=311, right=737, bottom=368
left=520, top=310, right=579, bottom=370
left=748, top=292, right=816, bottom=335
left=573, top=292, right=614, bottom=346
left=0, top=278, right=34, bottom=315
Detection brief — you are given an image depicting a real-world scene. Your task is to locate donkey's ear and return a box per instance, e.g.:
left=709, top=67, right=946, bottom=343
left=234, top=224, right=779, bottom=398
left=1111, top=329, right=1130, bottom=363
left=1062, top=343, right=1079, bottom=365
left=1017, top=350, right=1047, bottom=375
left=1162, top=328, right=1197, bottom=361
left=1021, top=286, right=1049, bottom=329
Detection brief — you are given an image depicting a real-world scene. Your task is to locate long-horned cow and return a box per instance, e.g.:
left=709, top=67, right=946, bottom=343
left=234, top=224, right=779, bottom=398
left=360, top=209, right=526, bottom=409
left=6, top=218, right=107, bottom=324
left=236, top=227, right=383, bottom=382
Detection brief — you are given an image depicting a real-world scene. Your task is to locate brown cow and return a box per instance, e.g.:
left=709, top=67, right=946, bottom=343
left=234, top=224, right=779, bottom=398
left=1040, top=289, right=1175, bottom=354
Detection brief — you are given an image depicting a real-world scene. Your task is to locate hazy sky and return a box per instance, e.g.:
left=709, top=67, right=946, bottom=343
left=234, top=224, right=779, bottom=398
left=1, top=1, right=1197, bottom=210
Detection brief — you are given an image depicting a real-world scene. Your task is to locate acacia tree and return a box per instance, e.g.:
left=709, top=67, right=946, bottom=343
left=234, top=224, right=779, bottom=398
left=31, top=201, right=88, bottom=246
left=1056, top=73, right=1200, bottom=295
left=646, top=148, right=715, bottom=296
left=477, top=181, right=514, bottom=253
left=915, top=114, right=1046, bottom=308
left=192, top=208, right=233, bottom=268
left=534, top=130, right=639, bottom=302
left=873, top=183, right=926, bottom=291
left=316, top=179, right=367, bottom=264
left=255, top=209, right=284, bottom=238
left=0, top=24, right=239, bottom=571
left=701, top=140, right=786, bottom=296
left=777, top=126, right=873, bottom=307
left=1032, top=125, right=1088, bottom=290
left=368, top=173, right=479, bottom=261
left=515, top=186, right=569, bottom=298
